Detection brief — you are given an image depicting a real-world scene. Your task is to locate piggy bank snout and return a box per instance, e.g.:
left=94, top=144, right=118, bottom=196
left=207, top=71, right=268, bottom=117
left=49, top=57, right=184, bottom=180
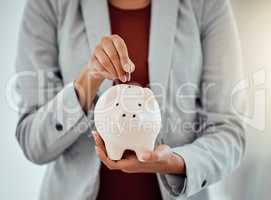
left=119, top=112, right=137, bottom=119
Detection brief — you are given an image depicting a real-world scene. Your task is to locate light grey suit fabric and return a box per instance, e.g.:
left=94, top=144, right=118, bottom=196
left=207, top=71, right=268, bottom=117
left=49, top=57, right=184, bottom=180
left=15, top=0, right=247, bottom=199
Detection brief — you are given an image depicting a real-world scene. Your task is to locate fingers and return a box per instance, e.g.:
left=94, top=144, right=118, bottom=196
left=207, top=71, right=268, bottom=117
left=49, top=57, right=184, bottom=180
left=92, top=131, right=106, bottom=151
left=96, top=146, right=120, bottom=170
left=118, top=157, right=160, bottom=173
left=92, top=131, right=172, bottom=173
left=89, top=56, right=115, bottom=80
left=142, top=145, right=171, bottom=162
left=92, top=133, right=144, bottom=172
left=111, top=34, right=135, bottom=73
left=92, top=131, right=119, bottom=170
left=100, top=37, right=126, bottom=81
left=91, top=35, right=135, bottom=82
left=93, top=46, right=117, bottom=79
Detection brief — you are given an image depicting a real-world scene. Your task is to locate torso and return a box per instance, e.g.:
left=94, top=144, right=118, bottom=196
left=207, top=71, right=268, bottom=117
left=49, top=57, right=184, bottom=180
left=97, top=3, right=162, bottom=200
left=41, top=0, right=203, bottom=199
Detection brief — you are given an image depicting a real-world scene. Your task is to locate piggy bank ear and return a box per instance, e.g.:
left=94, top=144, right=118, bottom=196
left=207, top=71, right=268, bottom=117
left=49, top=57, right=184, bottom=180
left=144, top=88, right=154, bottom=99
left=97, top=85, right=121, bottom=112
left=144, top=88, right=157, bottom=111
left=104, top=85, right=122, bottom=103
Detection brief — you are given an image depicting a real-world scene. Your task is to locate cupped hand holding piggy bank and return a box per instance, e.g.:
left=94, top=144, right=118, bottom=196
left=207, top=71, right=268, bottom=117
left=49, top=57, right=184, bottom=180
left=94, top=84, right=161, bottom=161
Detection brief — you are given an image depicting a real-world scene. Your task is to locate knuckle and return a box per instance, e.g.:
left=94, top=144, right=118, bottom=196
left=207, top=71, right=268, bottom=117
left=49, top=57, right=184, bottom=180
left=153, top=152, right=160, bottom=160
left=109, top=52, right=119, bottom=62
left=112, top=34, right=124, bottom=44
left=99, top=57, right=107, bottom=66
left=111, top=34, right=120, bottom=40
left=100, top=36, right=111, bottom=44
left=108, top=50, right=118, bottom=58
left=93, top=46, right=102, bottom=54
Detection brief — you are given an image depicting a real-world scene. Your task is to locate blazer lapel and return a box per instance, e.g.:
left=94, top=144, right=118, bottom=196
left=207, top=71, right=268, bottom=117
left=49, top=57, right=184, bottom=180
left=80, top=0, right=112, bottom=95
left=148, top=0, right=179, bottom=92
left=80, top=0, right=179, bottom=95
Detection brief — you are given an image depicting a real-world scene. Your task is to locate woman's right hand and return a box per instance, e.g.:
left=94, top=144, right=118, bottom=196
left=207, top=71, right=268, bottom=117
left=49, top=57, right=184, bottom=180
left=75, top=35, right=135, bottom=112
left=89, top=34, right=135, bottom=82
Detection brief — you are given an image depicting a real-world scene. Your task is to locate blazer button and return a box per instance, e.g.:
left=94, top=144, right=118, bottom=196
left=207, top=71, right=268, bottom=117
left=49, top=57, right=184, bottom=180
left=55, top=123, right=63, bottom=131
left=201, top=180, right=207, bottom=188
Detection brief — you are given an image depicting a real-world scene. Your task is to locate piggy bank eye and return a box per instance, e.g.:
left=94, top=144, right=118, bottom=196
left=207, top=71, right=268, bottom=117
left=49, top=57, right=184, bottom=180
left=115, top=103, right=119, bottom=107
left=138, top=103, right=142, bottom=107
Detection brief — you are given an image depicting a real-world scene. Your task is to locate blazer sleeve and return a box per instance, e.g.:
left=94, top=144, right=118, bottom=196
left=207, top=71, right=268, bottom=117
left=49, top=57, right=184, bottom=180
left=159, top=0, right=248, bottom=197
left=15, top=0, right=94, bottom=165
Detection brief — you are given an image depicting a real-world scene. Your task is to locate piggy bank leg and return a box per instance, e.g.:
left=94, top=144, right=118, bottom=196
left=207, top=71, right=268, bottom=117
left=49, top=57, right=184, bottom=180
left=135, top=150, right=146, bottom=162
left=104, top=142, right=124, bottom=161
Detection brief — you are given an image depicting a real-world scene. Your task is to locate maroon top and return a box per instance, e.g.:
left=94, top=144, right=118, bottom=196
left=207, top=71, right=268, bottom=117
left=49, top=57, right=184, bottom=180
left=96, top=3, right=162, bottom=200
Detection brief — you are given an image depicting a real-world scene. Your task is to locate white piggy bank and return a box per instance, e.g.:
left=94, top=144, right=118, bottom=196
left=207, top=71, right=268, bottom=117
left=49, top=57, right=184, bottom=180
left=94, top=84, right=161, bottom=161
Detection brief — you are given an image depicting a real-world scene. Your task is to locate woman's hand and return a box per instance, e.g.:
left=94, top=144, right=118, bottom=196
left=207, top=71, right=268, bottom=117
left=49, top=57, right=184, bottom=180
left=89, top=34, right=135, bottom=82
left=92, top=131, right=186, bottom=175
left=74, top=34, right=135, bottom=112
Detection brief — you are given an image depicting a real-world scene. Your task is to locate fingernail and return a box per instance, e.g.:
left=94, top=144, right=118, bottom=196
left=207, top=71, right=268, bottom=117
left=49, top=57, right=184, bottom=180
left=121, top=75, right=127, bottom=82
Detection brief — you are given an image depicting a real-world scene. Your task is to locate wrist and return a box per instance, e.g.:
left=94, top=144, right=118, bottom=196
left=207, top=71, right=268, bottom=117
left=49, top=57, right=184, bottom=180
left=169, top=152, right=186, bottom=175
left=74, top=70, right=103, bottom=112
left=74, top=80, right=88, bottom=113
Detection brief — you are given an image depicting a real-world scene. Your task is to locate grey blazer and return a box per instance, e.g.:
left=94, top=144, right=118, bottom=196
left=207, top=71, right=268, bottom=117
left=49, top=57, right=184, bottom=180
left=15, top=0, right=247, bottom=199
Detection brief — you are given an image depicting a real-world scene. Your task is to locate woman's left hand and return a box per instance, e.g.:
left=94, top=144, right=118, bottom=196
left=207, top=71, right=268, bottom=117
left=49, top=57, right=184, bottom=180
left=92, top=131, right=186, bottom=175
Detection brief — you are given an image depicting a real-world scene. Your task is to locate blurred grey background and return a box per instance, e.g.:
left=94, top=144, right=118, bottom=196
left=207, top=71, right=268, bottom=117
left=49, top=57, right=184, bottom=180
left=0, top=0, right=270, bottom=199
